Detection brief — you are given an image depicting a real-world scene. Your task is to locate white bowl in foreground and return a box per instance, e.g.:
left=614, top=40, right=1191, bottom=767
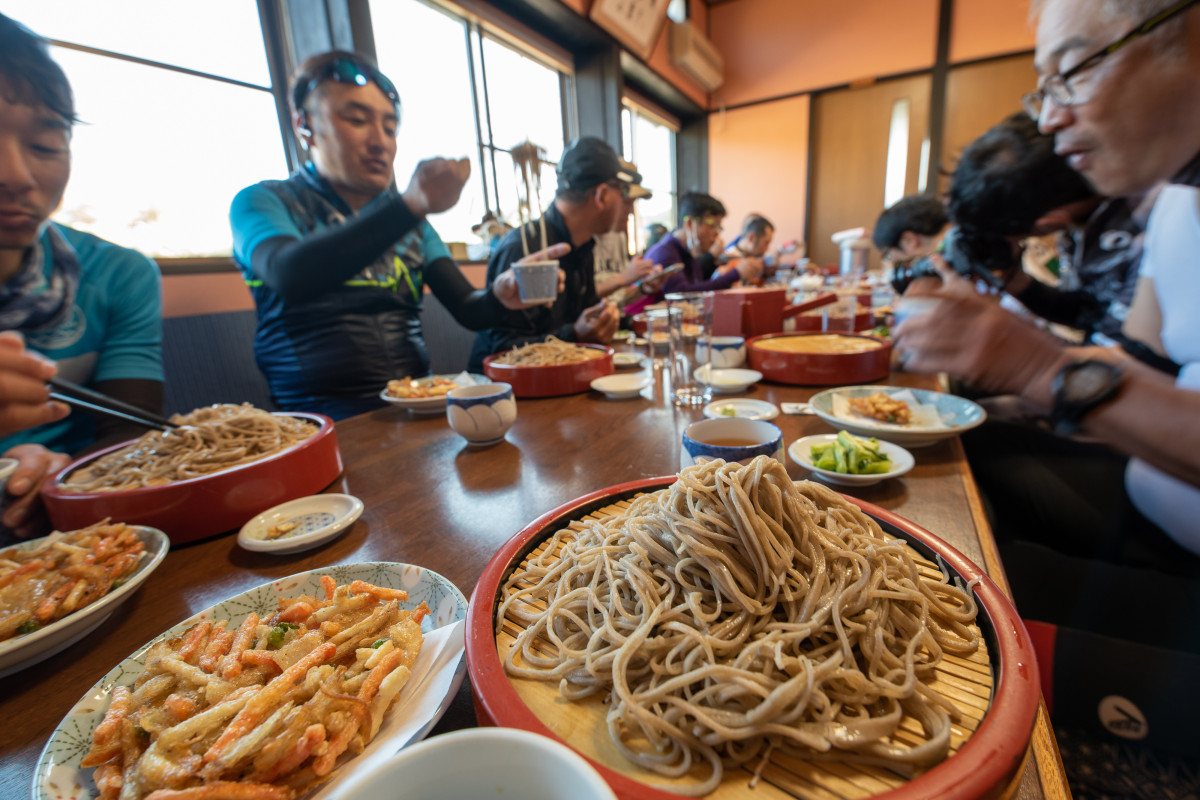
left=332, top=726, right=617, bottom=800
left=789, top=434, right=914, bottom=487
left=238, top=493, right=363, bottom=554
left=591, top=373, right=650, bottom=399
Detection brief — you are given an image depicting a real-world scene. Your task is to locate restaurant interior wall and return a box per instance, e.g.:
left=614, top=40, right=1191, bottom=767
left=704, top=0, right=1036, bottom=270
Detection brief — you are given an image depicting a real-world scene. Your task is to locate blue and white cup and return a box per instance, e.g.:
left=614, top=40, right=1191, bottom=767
left=696, top=336, right=746, bottom=368
left=680, top=418, right=784, bottom=470
left=446, top=382, right=516, bottom=447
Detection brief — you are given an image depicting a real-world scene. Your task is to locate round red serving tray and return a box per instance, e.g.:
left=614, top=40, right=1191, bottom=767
left=791, top=306, right=875, bottom=332
left=747, top=332, right=891, bottom=385
left=483, top=345, right=614, bottom=398
left=41, top=413, right=343, bottom=545
left=467, top=476, right=1040, bottom=800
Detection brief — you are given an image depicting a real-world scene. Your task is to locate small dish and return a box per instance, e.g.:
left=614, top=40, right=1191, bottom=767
left=702, top=399, right=779, bottom=421
left=612, top=352, right=645, bottom=369
left=238, top=493, right=364, bottom=553
left=788, top=434, right=915, bottom=487
left=695, top=366, right=763, bottom=394
left=591, top=373, right=650, bottom=400
left=380, top=374, right=487, bottom=414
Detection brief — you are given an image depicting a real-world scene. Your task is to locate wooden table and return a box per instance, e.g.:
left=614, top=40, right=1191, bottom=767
left=0, top=368, right=1071, bottom=800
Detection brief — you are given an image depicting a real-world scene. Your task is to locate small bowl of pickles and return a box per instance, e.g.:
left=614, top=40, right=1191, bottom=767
left=788, top=430, right=914, bottom=487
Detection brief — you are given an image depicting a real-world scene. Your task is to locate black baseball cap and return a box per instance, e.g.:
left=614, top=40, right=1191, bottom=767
left=556, top=136, right=641, bottom=191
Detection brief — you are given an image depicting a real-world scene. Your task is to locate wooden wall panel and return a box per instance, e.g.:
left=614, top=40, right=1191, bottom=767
left=950, top=0, right=1035, bottom=63
left=940, top=54, right=1037, bottom=189
left=807, top=75, right=931, bottom=270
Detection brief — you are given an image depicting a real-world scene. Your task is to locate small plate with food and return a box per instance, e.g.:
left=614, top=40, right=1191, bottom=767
left=702, top=399, right=779, bottom=421
left=0, top=522, right=168, bottom=678
left=381, top=373, right=487, bottom=413
left=809, top=385, right=986, bottom=447
left=35, top=563, right=469, bottom=800
left=789, top=431, right=914, bottom=486
left=237, top=493, right=364, bottom=554
left=612, top=352, right=645, bottom=369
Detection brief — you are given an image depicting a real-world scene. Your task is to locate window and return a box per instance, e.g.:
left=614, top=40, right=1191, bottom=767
left=622, top=101, right=677, bottom=252
left=3, top=1, right=288, bottom=258
left=370, top=0, right=570, bottom=248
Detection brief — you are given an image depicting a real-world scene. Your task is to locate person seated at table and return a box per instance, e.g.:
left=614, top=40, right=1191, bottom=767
left=871, top=194, right=949, bottom=269
left=230, top=51, right=559, bottom=421
left=0, top=14, right=164, bottom=539
left=624, top=193, right=764, bottom=315
left=719, top=213, right=775, bottom=279
left=467, top=137, right=634, bottom=370
left=593, top=158, right=660, bottom=301
left=893, top=0, right=1200, bottom=655
left=644, top=222, right=669, bottom=250
left=949, top=112, right=1170, bottom=368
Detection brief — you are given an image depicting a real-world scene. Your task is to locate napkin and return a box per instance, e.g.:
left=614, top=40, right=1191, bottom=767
left=314, top=619, right=467, bottom=799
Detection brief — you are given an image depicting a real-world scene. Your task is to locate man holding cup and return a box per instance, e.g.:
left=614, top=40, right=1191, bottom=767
left=468, top=138, right=633, bottom=371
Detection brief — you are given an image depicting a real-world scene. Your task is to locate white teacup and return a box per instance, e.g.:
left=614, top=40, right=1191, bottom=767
left=331, top=727, right=616, bottom=800
left=681, top=418, right=784, bottom=470
left=697, top=336, right=746, bottom=368
left=446, top=383, right=516, bottom=447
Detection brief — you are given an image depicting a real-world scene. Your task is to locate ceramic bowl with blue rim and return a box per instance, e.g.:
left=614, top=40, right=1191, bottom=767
left=680, top=417, right=784, bottom=470
left=34, top=562, right=469, bottom=800
left=697, top=336, right=747, bottom=368
left=446, top=382, right=516, bottom=446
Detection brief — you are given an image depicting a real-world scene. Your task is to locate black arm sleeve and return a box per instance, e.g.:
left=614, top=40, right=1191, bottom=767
left=249, top=192, right=423, bottom=304
left=1012, top=279, right=1106, bottom=331
left=424, top=257, right=511, bottom=331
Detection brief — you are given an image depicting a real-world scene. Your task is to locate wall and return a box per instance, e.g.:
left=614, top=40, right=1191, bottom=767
left=708, top=95, right=810, bottom=253
left=950, top=0, right=1035, bottom=63
left=644, top=1, right=709, bottom=109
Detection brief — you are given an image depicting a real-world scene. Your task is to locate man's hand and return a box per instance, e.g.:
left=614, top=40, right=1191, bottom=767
left=400, top=157, right=471, bottom=217
left=0, top=332, right=69, bottom=438
left=492, top=243, right=570, bottom=310
left=734, top=257, right=765, bottom=283
left=620, top=256, right=656, bottom=287
left=2, top=443, right=71, bottom=539
left=893, top=258, right=1065, bottom=397
left=574, top=299, right=620, bottom=344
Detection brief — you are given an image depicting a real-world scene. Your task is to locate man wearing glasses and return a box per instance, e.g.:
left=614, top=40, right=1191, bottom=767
left=893, top=0, right=1200, bottom=654
left=231, top=50, right=557, bottom=420
left=871, top=194, right=950, bottom=271
left=625, top=192, right=764, bottom=315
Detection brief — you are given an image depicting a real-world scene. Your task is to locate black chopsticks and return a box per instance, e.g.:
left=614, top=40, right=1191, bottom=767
left=47, top=377, right=177, bottom=432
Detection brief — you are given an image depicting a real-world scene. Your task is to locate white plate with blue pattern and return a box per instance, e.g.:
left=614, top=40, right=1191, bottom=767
left=34, top=562, right=470, bottom=800
left=237, top=493, right=364, bottom=553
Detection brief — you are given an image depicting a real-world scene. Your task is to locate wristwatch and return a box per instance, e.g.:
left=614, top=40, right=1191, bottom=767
left=1048, top=359, right=1124, bottom=435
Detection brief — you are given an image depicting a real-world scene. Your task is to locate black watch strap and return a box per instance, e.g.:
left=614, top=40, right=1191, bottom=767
left=1049, top=359, right=1124, bottom=435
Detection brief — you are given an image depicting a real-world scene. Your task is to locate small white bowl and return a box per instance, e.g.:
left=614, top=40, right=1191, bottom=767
left=446, top=383, right=517, bottom=447
left=788, top=434, right=914, bottom=487
left=331, top=727, right=617, bottom=800
left=695, top=366, right=763, bottom=394
left=697, top=335, right=747, bottom=368
left=612, top=352, right=645, bottom=369
left=591, top=373, right=650, bottom=399
left=703, top=398, right=779, bottom=420
left=237, top=493, right=364, bottom=553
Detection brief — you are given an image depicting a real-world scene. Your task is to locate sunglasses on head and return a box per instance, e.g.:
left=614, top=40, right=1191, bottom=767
left=295, top=57, right=400, bottom=112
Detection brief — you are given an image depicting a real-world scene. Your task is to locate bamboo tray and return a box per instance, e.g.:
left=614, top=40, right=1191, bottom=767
left=466, top=476, right=1040, bottom=800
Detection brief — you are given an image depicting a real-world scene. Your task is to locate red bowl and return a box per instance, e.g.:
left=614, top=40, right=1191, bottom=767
left=792, top=305, right=875, bottom=332
left=41, top=413, right=343, bottom=545
left=747, top=332, right=891, bottom=385
left=467, top=476, right=1040, bottom=800
left=483, top=345, right=614, bottom=398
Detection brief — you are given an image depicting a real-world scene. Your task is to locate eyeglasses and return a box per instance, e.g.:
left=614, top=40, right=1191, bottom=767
left=1022, top=0, right=1199, bottom=119
left=605, top=180, right=631, bottom=199
left=686, top=215, right=722, bottom=233
left=295, top=57, right=400, bottom=113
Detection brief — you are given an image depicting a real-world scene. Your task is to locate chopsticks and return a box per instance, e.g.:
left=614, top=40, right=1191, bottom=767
left=47, top=377, right=177, bottom=432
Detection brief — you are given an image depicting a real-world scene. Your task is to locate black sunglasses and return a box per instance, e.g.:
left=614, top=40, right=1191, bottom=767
left=294, top=57, right=400, bottom=112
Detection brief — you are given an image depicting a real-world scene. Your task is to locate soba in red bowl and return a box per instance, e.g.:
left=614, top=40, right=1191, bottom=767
left=483, top=343, right=613, bottom=398
left=747, top=331, right=891, bottom=385
left=41, top=411, right=343, bottom=545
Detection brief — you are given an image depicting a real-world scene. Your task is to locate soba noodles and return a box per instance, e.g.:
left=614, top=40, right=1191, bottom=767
left=498, top=457, right=980, bottom=795
left=64, top=404, right=317, bottom=493
left=492, top=336, right=604, bottom=367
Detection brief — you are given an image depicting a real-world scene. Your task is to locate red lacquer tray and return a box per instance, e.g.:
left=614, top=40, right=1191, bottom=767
left=747, top=332, right=891, bottom=386
left=41, top=413, right=342, bottom=545
left=467, top=476, right=1039, bottom=800
left=483, top=344, right=613, bottom=398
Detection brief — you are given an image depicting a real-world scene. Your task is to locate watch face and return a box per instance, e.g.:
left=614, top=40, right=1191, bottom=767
left=1063, top=361, right=1119, bottom=403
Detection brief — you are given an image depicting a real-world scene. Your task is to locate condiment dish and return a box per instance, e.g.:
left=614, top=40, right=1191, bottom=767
left=238, top=493, right=364, bottom=553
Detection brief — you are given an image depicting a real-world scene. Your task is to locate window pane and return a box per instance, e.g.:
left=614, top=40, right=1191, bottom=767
left=632, top=113, right=674, bottom=196
left=371, top=0, right=484, bottom=244
left=1, top=0, right=270, bottom=86
left=481, top=36, right=564, bottom=156
left=50, top=47, right=287, bottom=257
